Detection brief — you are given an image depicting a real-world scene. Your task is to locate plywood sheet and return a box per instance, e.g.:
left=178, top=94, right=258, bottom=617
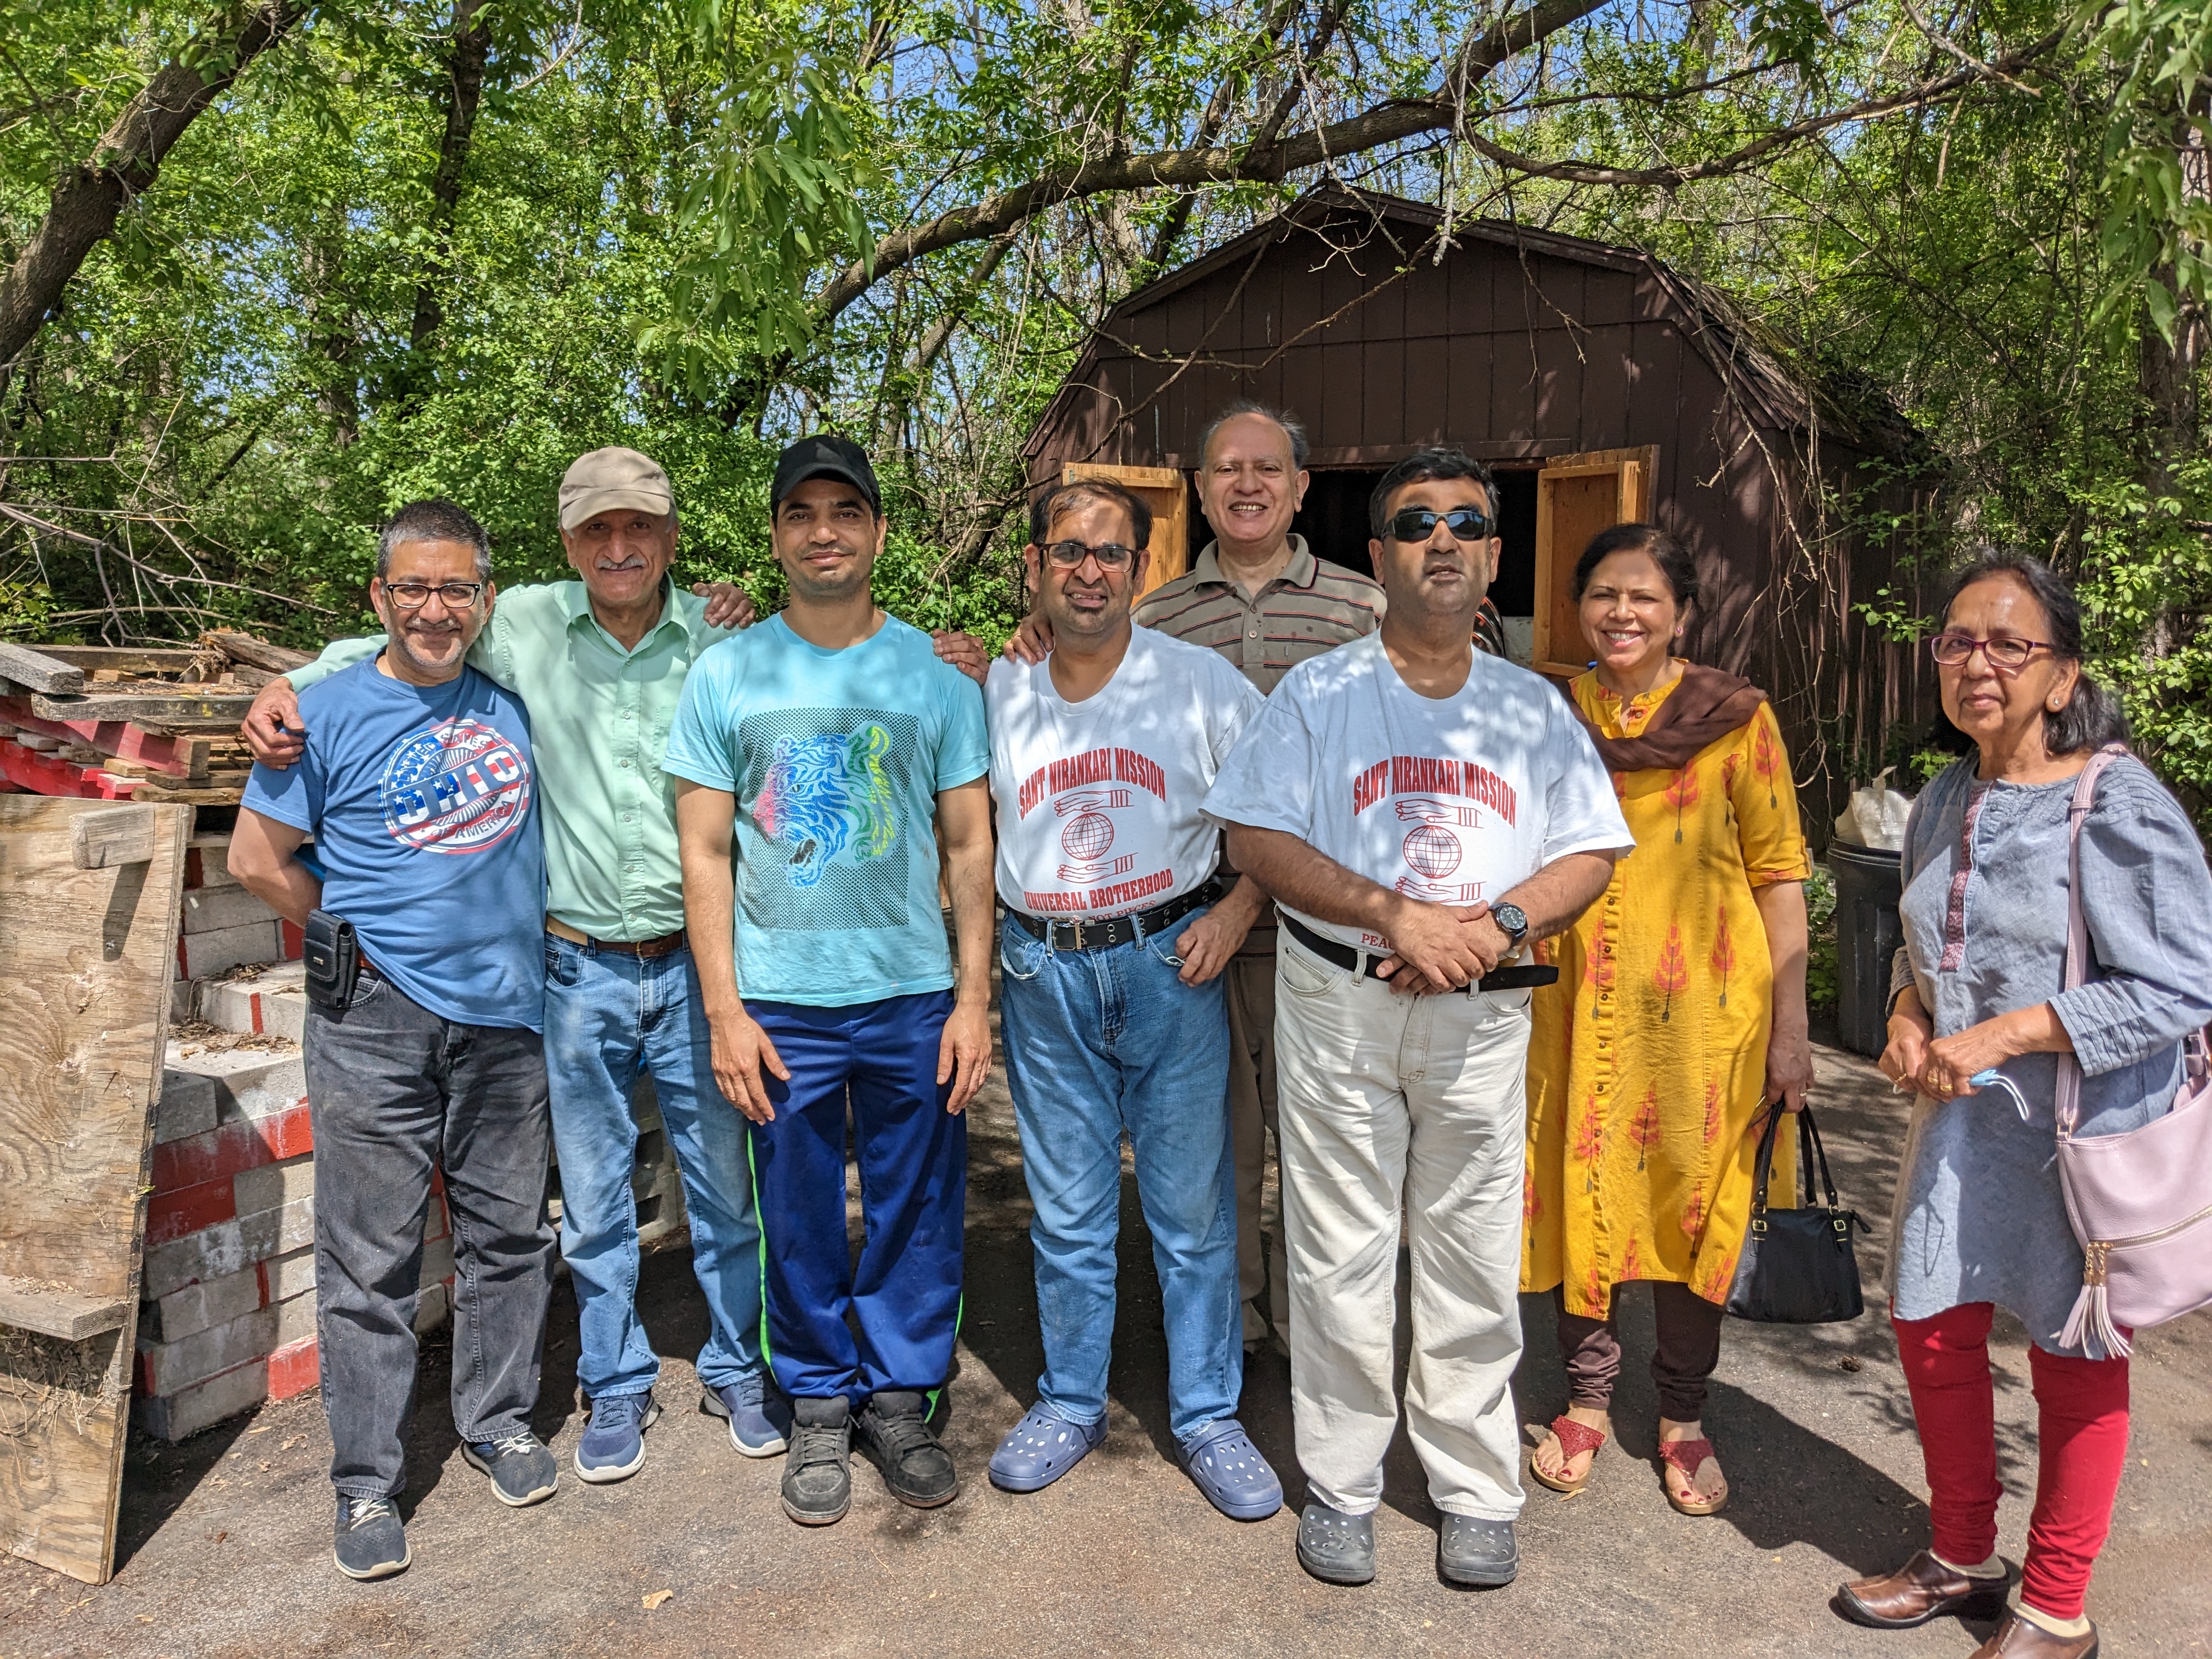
left=0, top=795, right=190, bottom=1584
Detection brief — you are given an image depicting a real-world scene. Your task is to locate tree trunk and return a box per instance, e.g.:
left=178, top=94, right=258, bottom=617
left=407, top=0, right=492, bottom=360
left=0, top=0, right=306, bottom=368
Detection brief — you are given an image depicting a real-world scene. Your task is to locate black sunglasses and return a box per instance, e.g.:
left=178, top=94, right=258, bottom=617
left=1386, top=507, right=1494, bottom=544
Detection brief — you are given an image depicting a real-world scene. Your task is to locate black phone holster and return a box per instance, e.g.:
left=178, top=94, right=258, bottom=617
left=302, top=909, right=362, bottom=1013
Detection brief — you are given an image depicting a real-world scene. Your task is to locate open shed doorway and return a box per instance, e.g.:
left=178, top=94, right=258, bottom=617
left=1288, top=466, right=1540, bottom=664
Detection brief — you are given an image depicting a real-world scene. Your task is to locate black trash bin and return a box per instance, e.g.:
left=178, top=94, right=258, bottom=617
left=1828, top=842, right=1904, bottom=1058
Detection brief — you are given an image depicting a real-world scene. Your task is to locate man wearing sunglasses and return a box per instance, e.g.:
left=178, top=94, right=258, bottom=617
left=981, top=476, right=1281, bottom=1519
left=229, top=500, right=558, bottom=1578
left=1204, top=446, right=1631, bottom=1590
left=239, top=448, right=795, bottom=1490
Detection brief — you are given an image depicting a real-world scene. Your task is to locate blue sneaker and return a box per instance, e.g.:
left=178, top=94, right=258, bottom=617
left=574, top=1390, right=662, bottom=1483
left=701, top=1373, right=792, bottom=1458
left=989, top=1402, right=1106, bottom=1493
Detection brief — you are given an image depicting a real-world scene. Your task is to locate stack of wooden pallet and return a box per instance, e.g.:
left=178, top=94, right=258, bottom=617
left=0, top=631, right=307, bottom=806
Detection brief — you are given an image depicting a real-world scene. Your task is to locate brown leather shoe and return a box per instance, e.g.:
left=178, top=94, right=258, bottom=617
left=1968, top=1612, right=2098, bottom=1657
left=1836, top=1549, right=2010, bottom=1629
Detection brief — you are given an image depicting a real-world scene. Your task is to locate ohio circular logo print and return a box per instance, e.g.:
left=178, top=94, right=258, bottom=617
left=379, top=719, right=533, bottom=854
left=1060, top=811, right=1116, bottom=862
left=1401, top=822, right=1463, bottom=879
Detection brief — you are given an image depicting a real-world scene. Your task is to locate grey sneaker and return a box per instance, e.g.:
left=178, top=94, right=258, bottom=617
left=781, top=1396, right=853, bottom=1526
left=332, top=1494, right=410, bottom=1581
left=1438, top=1514, right=1519, bottom=1587
left=855, top=1390, right=958, bottom=1509
left=462, top=1430, right=558, bottom=1506
left=1296, top=1501, right=1375, bottom=1585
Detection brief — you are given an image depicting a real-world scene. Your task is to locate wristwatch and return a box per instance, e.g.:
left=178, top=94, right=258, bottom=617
left=1491, top=901, right=1529, bottom=950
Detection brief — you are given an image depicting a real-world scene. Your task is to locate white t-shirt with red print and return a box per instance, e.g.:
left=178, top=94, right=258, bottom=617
left=1203, top=632, right=1632, bottom=951
left=987, top=627, right=1264, bottom=918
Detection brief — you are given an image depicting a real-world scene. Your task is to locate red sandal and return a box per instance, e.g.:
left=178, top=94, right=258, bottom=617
left=1527, top=1415, right=1607, bottom=1494
left=1657, top=1435, right=1728, bottom=1516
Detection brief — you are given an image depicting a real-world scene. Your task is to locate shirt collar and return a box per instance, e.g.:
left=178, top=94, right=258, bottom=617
left=1192, top=534, right=1316, bottom=594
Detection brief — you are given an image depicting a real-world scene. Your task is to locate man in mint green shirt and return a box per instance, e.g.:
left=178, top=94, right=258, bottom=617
left=241, top=447, right=793, bottom=1485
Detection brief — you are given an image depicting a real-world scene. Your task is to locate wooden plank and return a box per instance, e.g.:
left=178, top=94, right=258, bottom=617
left=0, top=1276, right=129, bottom=1342
left=25, top=647, right=201, bottom=675
left=128, top=783, right=244, bottom=806
left=0, top=645, right=83, bottom=696
left=1060, top=463, right=1190, bottom=600
left=0, top=794, right=190, bottom=1584
left=70, top=805, right=158, bottom=870
left=0, top=701, right=210, bottom=778
left=201, top=630, right=311, bottom=674
left=0, top=738, right=140, bottom=801
left=31, top=689, right=255, bottom=724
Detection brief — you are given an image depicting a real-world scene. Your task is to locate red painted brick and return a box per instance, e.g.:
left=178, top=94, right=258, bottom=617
left=153, top=1102, right=314, bottom=1193
left=280, top=919, right=304, bottom=960
left=263, top=1101, right=314, bottom=1160
left=146, top=1178, right=237, bottom=1246
left=266, top=1334, right=320, bottom=1401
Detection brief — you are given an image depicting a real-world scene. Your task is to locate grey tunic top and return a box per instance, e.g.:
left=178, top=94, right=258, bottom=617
left=1886, top=753, right=2212, bottom=1357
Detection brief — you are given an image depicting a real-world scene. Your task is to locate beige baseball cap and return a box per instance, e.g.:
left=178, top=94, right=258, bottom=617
left=558, top=447, right=674, bottom=530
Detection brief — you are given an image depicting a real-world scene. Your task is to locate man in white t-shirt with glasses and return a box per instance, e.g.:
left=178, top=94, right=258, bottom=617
left=982, top=476, right=1283, bottom=1522
left=1204, top=446, right=1632, bottom=1589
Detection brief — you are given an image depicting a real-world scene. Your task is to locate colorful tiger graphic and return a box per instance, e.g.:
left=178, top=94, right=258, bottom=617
left=753, top=723, right=898, bottom=889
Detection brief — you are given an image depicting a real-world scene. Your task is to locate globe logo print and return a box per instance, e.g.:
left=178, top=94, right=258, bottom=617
left=1061, top=811, right=1116, bottom=861
left=1402, top=823, right=1462, bottom=879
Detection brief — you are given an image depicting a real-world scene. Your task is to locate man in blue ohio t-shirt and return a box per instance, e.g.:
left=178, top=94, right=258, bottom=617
left=231, top=500, right=560, bottom=1583
left=666, top=435, right=994, bottom=1529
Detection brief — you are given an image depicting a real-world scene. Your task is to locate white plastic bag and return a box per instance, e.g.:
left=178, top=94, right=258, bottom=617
left=1833, top=768, right=1912, bottom=850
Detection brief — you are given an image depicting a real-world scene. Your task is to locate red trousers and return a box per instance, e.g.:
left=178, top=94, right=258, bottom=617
left=1892, top=1303, right=2131, bottom=1620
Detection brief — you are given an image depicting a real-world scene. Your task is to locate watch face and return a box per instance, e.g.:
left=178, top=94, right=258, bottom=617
left=1493, top=902, right=1528, bottom=940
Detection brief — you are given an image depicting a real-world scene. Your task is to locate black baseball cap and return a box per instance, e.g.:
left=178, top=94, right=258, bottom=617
left=771, top=434, right=881, bottom=517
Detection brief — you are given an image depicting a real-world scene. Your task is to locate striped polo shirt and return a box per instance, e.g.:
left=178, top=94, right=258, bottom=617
left=1133, top=537, right=1383, bottom=694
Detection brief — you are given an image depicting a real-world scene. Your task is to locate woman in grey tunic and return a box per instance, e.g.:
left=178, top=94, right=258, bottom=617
left=1836, top=552, right=2212, bottom=1659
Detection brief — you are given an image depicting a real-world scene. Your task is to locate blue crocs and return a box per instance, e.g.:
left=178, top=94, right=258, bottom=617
left=574, top=1390, right=662, bottom=1483
left=988, top=1403, right=1107, bottom=1493
left=1177, top=1418, right=1283, bottom=1521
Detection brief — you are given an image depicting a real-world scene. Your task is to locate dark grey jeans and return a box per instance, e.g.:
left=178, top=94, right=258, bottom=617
left=304, top=969, right=556, bottom=1499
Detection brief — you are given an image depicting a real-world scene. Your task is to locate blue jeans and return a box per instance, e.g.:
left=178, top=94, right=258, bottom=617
left=747, top=991, right=967, bottom=1405
left=997, top=912, right=1242, bottom=1441
left=543, top=933, right=764, bottom=1399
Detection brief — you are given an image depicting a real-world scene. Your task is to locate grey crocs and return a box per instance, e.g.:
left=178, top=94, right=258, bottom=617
left=1296, top=1500, right=1375, bottom=1585
left=989, top=1402, right=1106, bottom=1493
left=1438, top=1513, right=1519, bottom=1587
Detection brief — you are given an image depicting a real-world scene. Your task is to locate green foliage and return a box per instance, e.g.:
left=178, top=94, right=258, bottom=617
left=1804, top=863, right=1838, bottom=1014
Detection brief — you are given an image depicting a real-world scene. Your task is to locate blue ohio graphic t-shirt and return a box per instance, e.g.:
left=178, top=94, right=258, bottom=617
left=242, top=658, right=546, bottom=1031
left=662, top=613, right=989, bottom=1007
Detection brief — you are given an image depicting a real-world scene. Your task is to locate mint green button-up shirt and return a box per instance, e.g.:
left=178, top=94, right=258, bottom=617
left=289, top=579, right=737, bottom=941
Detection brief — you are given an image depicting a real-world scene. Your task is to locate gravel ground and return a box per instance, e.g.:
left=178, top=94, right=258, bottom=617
left=2, top=1035, right=2205, bottom=1659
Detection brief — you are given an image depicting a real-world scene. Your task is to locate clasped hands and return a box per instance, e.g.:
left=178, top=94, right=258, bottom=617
left=1375, top=898, right=1516, bottom=996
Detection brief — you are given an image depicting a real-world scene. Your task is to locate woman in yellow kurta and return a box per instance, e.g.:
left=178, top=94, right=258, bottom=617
left=1522, top=523, right=1812, bottom=1517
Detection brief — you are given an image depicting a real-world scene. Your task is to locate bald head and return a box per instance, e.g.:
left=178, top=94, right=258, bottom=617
left=1195, top=405, right=1309, bottom=562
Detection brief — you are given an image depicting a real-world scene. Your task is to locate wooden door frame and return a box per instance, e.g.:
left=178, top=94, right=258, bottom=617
left=1530, top=445, right=1658, bottom=677
left=1059, top=462, right=1192, bottom=600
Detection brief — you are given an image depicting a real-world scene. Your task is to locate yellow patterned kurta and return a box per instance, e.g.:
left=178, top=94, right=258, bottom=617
left=1522, top=669, right=1810, bottom=1315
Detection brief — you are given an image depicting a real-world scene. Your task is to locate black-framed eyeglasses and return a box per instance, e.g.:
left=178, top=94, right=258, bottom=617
left=383, top=580, right=487, bottom=610
left=1042, top=539, right=1138, bottom=571
left=1386, top=507, right=1494, bottom=544
left=1928, top=631, right=2050, bottom=672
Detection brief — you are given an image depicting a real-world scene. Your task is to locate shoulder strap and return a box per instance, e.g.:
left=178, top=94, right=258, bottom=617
left=2056, top=744, right=2129, bottom=1139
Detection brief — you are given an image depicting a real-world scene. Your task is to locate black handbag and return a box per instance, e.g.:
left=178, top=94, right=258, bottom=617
left=1724, top=1104, right=1869, bottom=1324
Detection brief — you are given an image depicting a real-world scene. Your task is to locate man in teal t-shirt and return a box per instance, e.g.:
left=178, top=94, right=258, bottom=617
left=667, top=435, right=993, bottom=1530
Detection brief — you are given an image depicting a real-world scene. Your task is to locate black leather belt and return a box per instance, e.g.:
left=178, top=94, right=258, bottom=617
left=1011, top=879, right=1224, bottom=952
left=1281, top=914, right=1559, bottom=994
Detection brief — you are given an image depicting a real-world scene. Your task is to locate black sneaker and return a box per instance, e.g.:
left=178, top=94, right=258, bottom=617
left=781, top=1396, right=853, bottom=1526
left=332, top=1494, right=410, bottom=1581
left=855, top=1390, right=958, bottom=1509
left=461, top=1430, right=559, bottom=1507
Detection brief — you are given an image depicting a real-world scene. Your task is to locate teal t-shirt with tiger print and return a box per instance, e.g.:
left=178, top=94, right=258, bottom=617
left=662, top=613, right=988, bottom=1006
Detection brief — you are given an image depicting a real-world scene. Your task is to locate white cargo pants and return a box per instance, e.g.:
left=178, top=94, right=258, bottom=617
left=1274, top=935, right=1531, bottom=1520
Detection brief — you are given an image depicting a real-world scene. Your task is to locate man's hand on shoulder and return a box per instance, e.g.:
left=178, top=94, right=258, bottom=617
left=242, top=677, right=306, bottom=769
left=692, top=582, right=758, bottom=630
left=1003, top=613, right=1053, bottom=665
left=930, top=630, right=990, bottom=686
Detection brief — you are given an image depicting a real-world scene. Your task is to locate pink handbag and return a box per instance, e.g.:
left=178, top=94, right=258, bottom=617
left=2052, top=746, right=2212, bottom=1357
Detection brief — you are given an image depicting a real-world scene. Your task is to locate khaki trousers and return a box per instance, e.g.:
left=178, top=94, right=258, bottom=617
left=1274, top=937, right=1531, bottom=1520
left=1228, top=952, right=1287, bottom=1338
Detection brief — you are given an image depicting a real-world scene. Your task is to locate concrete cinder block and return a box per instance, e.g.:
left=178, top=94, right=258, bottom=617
left=162, top=1042, right=307, bottom=1125
left=138, top=1291, right=315, bottom=1397
left=180, top=883, right=281, bottom=936
left=140, top=1262, right=262, bottom=1346
left=155, top=1070, right=220, bottom=1146
left=419, top=1234, right=455, bottom=1288
left=191, top=963, right=308, bottom=1045
left=233, top=1153, right=315, bottom=1216
left=140, top=1195, right=315, bottom=1301
left=134, top=1355, right=274, bottom=1442
left=178, top=921, right=285, bottom=984
left=414, top=1280, right=449, bottom=1333
left=187, top=837, right=242, bottom=890
left=264, top=1244, right=317, bottom=1304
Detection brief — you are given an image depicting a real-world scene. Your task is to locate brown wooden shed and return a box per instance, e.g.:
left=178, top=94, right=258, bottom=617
left=1022, top=185, right=1936, bottom=822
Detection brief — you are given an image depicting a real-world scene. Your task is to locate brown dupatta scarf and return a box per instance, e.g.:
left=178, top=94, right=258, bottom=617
left=1570, top=661, right=1769, bottom=773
